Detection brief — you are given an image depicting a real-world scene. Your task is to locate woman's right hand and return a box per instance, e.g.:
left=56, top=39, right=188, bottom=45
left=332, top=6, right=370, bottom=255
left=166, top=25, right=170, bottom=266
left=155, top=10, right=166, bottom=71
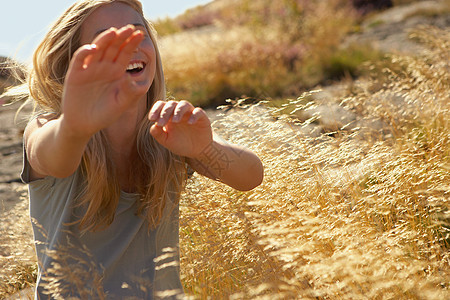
left=61, top=25, right=147, bottom=138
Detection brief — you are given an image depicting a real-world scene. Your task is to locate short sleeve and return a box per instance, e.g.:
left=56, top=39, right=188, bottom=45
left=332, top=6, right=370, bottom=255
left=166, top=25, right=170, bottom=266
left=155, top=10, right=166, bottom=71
left=21, top=143, right=55, bottom=189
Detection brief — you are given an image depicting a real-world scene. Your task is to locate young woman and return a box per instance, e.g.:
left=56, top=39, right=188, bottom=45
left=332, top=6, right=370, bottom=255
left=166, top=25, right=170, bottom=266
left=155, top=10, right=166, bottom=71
left=16, top=0, right=263, bottom=298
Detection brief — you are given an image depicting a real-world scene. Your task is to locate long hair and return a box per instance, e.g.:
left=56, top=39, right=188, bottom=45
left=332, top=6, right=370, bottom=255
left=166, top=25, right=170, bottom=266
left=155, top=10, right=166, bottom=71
left=25, top=0, right=186, bottom=232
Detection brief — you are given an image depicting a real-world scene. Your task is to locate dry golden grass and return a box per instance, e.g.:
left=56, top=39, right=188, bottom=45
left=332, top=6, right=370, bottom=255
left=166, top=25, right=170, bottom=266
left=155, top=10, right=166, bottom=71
left=160, top=0, right=362, bottom=106
left=0, top=25, right=448, bottom=300
left=179, top=25, right=449, bottom=299
left=0, top=184, right=36, bottom=299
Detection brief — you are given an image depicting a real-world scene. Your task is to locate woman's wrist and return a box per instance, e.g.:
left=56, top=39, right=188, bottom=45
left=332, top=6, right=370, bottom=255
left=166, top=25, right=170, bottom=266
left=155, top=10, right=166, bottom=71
left=58, top=114, right=94, bottom=145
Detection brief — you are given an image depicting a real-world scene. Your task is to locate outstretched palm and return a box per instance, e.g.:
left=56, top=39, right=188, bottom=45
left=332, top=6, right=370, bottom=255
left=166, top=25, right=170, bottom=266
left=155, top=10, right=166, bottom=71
left=62, top=26, right=148, bottom=137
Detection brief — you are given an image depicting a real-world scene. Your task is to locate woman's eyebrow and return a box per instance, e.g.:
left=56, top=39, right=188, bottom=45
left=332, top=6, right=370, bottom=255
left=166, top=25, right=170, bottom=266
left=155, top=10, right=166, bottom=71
left=94, top=23, right=146, bottom=37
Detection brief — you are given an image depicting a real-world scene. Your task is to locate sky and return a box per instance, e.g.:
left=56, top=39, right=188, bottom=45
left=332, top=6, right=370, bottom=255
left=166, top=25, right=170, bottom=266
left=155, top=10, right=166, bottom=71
left=0, top=0, right=212, bottom=63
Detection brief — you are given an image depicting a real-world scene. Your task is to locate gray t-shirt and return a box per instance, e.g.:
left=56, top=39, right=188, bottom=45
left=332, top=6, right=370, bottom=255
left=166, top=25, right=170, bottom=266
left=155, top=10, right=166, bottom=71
left=22, top=149, right=184, bottom=299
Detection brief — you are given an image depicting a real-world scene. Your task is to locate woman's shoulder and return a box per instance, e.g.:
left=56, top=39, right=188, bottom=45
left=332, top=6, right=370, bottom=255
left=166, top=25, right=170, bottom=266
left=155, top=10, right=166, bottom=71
left=24, top=112, right=59, bottom=134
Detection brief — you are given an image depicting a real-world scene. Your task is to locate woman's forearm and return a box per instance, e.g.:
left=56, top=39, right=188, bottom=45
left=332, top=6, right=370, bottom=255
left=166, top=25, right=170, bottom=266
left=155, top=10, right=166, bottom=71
left=187, top=138, right=263, bottom=191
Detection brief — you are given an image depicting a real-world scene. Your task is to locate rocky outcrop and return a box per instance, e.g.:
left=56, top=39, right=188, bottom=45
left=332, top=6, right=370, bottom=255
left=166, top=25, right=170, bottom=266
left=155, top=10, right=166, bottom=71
left=345, top=0, right=450, bottom=55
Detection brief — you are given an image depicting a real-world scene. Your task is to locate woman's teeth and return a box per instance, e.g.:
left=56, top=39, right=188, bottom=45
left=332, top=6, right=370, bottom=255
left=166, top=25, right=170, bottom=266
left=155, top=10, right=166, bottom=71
left=126, top=62, right=144, bottom=73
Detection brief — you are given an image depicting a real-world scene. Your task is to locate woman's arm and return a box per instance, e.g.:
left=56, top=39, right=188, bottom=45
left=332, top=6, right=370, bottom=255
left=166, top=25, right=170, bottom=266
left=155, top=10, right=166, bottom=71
left=186, top=135, right=264, bottom=191
left=149, top=100, right=264, bottom=191
left=25, top=26, right=146, bottom=179
left=24, top=114, right=91, bottom=180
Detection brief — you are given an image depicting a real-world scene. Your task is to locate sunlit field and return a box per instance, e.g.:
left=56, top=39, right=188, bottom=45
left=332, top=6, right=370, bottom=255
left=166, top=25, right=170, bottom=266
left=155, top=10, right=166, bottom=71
left=178, top=25, right=449, bottom=298
left=1, top=0, right=449, bottom=299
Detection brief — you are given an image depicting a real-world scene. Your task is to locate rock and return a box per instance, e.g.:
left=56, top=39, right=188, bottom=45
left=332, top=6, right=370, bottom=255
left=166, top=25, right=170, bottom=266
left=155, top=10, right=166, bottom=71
left=344, top=0, right=450, bottom=55
left=350, top=117, right=392, bottom=140
left=365, top=0, right=448, bottom=25
left=303, top=103, right=357, bottom=132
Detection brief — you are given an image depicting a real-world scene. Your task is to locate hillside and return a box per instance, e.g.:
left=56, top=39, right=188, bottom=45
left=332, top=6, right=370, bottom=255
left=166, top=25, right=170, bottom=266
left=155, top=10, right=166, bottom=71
left=155, top=0, right=450, bottom=106
left=1, top=0, right=449, bottom=298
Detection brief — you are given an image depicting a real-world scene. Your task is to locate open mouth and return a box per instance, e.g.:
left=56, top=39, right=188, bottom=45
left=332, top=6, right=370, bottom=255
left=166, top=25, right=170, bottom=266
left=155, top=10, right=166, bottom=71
left=126, top=62, right=145, bottom=74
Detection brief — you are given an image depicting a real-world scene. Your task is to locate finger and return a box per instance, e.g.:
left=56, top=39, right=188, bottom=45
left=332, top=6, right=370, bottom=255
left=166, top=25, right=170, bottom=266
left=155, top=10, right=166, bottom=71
left=149, top=101, right=166, bottom=122
left=156, top=101, right=178, bottom=127
left=150, top=123, right=167, bottom=144
left=114, top=31, right=145, bottom=67
left=92, top=27, right=117, bottom=46
left=188, top=107, right=208, bottom=125
left=101, top=25, right=135, bottom=62
left=70, top=44, right=98, bottom=71
left=89, top=29, right=117, bottom=64
left=172, top=100, right=194, bottom=123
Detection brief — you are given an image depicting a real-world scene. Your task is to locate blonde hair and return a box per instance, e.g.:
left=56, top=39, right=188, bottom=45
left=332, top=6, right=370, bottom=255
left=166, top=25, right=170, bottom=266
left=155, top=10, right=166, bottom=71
left=26, top=0, right=185, bottom=231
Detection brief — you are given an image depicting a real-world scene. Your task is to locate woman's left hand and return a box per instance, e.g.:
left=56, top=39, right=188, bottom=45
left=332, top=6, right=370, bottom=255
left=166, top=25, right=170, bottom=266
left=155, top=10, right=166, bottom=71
left=148, top=100, right=213, bottom=158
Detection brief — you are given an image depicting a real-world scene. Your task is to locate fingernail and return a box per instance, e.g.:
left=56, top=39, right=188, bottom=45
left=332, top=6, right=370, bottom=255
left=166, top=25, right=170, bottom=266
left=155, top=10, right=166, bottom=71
left=172, top=115, right=180, bottom=123
left=149, top=113, right=157, bottom=121
left=156, top=118, right=165, bottom=126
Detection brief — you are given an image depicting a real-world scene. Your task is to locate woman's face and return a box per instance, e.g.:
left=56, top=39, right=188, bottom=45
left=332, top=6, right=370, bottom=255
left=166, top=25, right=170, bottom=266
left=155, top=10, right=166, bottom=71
left=79, top=2, right=157, bottom=93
